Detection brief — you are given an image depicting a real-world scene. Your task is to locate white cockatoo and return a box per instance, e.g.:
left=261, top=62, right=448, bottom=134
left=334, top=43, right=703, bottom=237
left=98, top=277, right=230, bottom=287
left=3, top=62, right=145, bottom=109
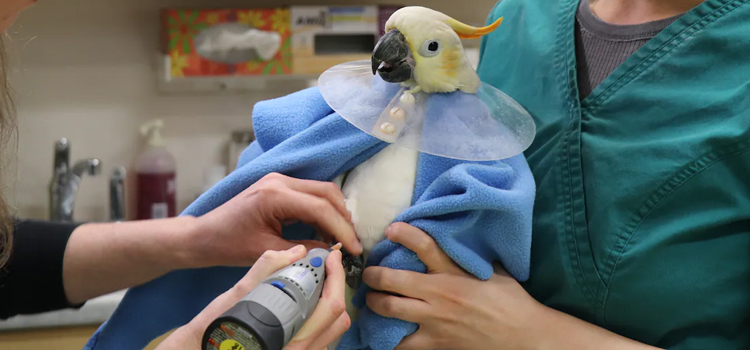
left=325, top=6, right=506, bottom=334
left=334, top=5, right=504, bottom=271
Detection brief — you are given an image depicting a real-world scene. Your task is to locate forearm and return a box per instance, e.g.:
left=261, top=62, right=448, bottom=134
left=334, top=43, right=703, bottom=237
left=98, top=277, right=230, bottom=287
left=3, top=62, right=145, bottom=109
left=534, top=306, right=663, bottom=350
left=62, top=216, right=199, bottom=304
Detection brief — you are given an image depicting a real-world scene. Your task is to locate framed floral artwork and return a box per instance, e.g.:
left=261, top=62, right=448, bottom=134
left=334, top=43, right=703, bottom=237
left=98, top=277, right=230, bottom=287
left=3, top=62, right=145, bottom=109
left=161, top=8, right=292, bottom=78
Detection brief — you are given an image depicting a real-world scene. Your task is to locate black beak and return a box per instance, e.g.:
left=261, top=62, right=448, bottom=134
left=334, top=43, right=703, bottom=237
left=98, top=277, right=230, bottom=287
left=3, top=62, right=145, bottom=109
left=372, top=29, right=413, bottom=83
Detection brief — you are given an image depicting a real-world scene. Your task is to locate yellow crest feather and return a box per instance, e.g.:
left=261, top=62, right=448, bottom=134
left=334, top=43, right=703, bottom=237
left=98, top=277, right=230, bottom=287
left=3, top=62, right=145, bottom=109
left=445, top=16, right=503, bottom=39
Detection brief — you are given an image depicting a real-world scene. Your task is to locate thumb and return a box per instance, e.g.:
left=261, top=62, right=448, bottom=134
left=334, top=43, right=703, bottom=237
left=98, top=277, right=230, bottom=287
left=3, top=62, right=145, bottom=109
left=187, top=245, right=308, bottom=329
left=236, top=245, right=308, bottom=291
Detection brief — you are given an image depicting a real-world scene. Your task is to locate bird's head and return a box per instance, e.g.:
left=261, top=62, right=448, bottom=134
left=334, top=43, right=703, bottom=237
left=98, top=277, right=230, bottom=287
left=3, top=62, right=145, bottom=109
left=371, top=6, right=503, bottom=94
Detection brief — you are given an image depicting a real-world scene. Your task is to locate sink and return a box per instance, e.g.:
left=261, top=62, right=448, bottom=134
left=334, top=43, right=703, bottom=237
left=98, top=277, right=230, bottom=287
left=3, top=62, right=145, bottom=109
left=0, top=290, right=126, bottom=331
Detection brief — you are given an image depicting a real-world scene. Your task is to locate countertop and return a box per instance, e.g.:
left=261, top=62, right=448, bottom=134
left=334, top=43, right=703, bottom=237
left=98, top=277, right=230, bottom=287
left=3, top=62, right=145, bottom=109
left=0, top=290, right=126, bottom=331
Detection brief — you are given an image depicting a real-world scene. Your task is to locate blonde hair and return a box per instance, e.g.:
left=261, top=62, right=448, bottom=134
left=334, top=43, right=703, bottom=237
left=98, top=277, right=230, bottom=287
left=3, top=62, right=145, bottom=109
left=0, top=35, right=16, bottom=269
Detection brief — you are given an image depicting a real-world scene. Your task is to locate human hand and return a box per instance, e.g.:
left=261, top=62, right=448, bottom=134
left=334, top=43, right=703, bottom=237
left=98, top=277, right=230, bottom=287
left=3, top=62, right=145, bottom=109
left=362, top=223, right=547, bottom=350
left=364, top=224, right=663, bottom=350
left=186, top=173, right=362, bottom=268
left=156, top=245, right=351, bottom=350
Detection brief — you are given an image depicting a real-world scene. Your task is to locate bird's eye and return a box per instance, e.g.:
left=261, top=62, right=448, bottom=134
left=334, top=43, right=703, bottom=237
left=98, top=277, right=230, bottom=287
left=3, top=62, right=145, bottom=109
left=418, top=40, right=441, bottom=57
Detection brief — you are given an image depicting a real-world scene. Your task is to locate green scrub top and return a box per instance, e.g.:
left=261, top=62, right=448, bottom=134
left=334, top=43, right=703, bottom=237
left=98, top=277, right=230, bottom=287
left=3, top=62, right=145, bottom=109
left=476, top=0, right=750, bottom=348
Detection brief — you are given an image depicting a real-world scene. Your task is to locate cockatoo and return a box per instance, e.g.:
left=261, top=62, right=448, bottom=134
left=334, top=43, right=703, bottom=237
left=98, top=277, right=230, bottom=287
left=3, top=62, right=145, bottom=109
left=327, top=5, right=505, bottom=331
left=370, top=6, right=501, bottom=94
left=334, top=5, right=503, bottom=274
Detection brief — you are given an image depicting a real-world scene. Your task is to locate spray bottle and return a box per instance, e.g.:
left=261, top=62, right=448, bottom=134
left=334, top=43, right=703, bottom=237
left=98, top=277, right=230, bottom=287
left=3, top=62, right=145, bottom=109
left=136, top=119, right=176, bottom=220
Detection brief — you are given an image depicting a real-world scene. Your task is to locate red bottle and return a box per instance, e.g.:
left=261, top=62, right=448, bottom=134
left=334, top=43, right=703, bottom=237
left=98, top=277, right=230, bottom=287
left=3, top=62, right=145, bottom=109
left=136, top=119, right=177, bottom=220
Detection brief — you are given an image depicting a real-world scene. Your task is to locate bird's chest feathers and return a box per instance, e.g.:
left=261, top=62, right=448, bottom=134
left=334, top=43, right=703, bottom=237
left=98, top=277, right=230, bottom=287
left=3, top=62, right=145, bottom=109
left=336, top=144, right=419, bottom=258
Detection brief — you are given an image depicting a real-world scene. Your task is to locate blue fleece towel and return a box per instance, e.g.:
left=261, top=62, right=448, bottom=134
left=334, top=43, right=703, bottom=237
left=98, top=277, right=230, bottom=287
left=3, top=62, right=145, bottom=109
left=84, top=82, right=535, bottom=350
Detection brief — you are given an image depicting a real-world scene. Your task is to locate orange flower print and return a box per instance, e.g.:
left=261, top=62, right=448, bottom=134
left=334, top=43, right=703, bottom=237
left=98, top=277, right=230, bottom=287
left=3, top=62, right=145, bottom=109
left=206, top=13, right=220, bottom=25
left=270, top=9, right=290, bottom=35
left=170, top=51, right=189, bottom=77
left=245, top=60, right=262, bottom=74
left=238, top=11, right=266, bottom=28
left=166, top=10, right=209, bottom=54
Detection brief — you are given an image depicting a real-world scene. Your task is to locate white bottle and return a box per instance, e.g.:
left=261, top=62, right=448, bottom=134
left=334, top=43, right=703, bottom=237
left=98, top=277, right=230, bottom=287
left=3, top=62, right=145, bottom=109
left=135, top=119, right=177, bottom=220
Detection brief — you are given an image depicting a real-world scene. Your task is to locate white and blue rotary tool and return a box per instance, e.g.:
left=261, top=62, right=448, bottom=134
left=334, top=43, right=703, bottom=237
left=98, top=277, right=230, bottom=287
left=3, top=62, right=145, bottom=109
left=202, top=245, right=340, bottom=350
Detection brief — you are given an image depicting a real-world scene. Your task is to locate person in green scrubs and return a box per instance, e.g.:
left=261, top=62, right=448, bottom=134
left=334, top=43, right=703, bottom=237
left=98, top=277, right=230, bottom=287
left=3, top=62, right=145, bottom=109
left=362, top=0, right=750, bottom=349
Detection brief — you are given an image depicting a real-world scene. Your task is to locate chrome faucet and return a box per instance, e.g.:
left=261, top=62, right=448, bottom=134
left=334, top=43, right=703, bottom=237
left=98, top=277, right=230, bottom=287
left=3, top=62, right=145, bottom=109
left=109, top=166, right=126, bottom=222
left=49, top=138, right=102, bottom=222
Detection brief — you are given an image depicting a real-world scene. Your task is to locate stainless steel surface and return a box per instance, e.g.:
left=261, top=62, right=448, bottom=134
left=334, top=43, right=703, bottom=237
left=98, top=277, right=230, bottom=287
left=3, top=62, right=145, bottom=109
left=73, top=158, right=102, bottom=178
left=53, top=138, right=70, bottom=171
left=109, top=166, right=126, bottom=221
left=48, top=138, right=102, bottom=222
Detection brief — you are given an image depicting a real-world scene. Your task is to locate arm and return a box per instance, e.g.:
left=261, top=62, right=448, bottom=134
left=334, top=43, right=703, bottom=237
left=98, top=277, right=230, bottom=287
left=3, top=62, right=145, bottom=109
left=62, top=217, right=199, bottom=305
left=61, top=173, right=362, bottom=305
left=362, top=224, right=662, bottom=350
left=63, top=174, right=362, bottom=303
left=0, top=220, right=82, bottom=319
left=531, top=305, right=662, bottom=350
left=0, top=216, right=200, bottom=318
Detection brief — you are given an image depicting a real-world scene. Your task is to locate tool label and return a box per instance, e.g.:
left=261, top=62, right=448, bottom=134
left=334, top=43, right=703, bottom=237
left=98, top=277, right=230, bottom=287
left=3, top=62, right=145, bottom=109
left=205, top=322, right=262, bottom=350
left=278, top=266, right=317, bottom=297
left=220, top=340, right=244, bottom=350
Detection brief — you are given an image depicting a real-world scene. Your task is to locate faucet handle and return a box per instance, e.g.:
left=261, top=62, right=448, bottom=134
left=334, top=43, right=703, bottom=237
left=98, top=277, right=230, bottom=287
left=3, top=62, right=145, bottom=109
left=53, top=138, right=70, bottom=171
left=88, top=159, right=102, bottom=176
left=55, top=138, right=69, bottom=151
left=72, top=158, right=102, bottom=178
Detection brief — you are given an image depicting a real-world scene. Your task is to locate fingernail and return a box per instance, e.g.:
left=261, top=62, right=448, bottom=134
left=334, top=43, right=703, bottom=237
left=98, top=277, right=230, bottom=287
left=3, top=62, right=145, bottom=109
left=385, top=224, right=394, bottom=238
left=292, top=245, right=305, bottom=254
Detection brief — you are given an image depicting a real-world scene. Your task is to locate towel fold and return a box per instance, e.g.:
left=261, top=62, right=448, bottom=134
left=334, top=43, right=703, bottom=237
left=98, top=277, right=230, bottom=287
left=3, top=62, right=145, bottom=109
left=84, top=84, right=535, bottom=350
left=337, top=138, right=535, bottom=350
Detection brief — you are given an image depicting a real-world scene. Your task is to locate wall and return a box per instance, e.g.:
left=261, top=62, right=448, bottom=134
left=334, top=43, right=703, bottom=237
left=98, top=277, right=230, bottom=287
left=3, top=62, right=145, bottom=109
left=4, top=0, right=497, bottom=222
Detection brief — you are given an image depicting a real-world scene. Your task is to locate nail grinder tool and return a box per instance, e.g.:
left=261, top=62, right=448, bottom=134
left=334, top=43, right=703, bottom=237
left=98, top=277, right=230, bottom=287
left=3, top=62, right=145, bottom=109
left=202, top=245, right=339, bottom=350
